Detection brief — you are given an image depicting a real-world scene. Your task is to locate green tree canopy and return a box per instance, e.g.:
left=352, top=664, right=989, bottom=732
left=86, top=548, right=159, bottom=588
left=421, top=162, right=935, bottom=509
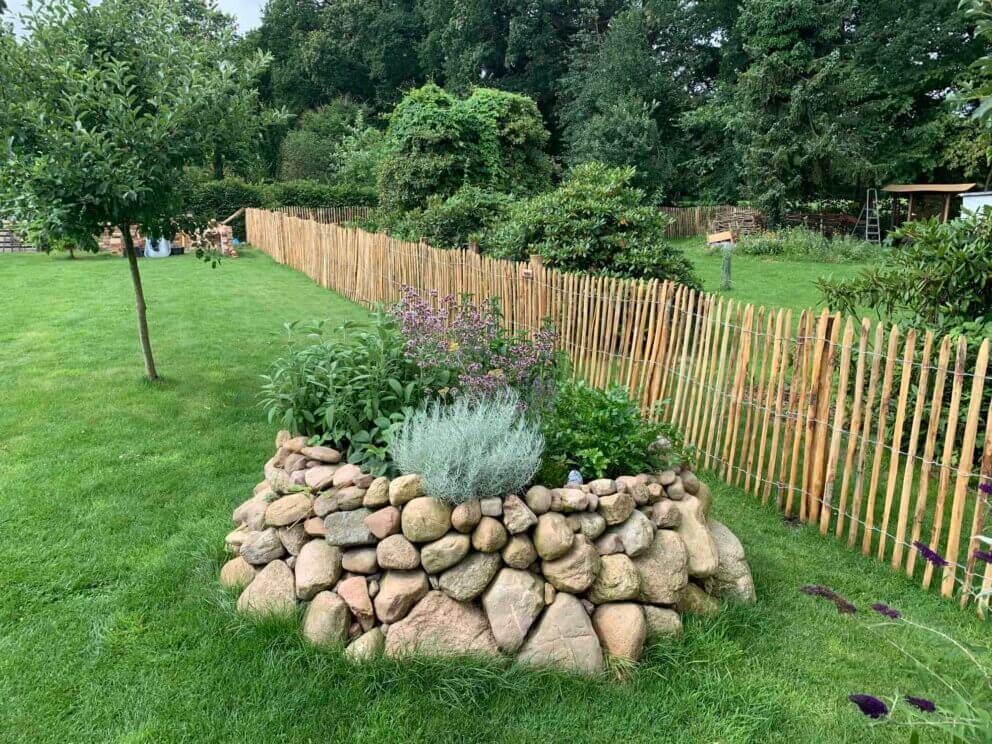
left=0, top=0, right=282, bottom=379
left=377, top=84, right=553, bottom=212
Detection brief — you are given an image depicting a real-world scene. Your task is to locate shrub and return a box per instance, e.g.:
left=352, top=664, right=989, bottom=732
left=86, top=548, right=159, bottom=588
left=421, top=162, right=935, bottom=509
left=392, top=286, right=558, bottom=407
left=737, top=227, right=880, bottom=263
left=392, top=393, right=544, bottom=505
left=818, top=216, right=992, bottom=330
left=537, top=379, right=681, bottom=483
left=378, top=84, right=553, bottom=212
left=387, top=186, right=516, bottom=249
left=182, top=177, right=378, bottom=239
left=259, top=314, right=452, bottom=476
left=485, top=162, right=701, bottom=288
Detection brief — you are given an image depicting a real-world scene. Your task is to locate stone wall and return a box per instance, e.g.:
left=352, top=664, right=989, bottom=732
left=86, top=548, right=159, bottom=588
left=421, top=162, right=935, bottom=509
left=221, top=432, right=756, bottom=675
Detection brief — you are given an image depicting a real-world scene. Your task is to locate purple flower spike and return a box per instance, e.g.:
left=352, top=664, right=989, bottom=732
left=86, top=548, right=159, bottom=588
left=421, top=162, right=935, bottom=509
left=904, top=696, right=936, bottom=713
left=974, top=550, right=992, bottom=564
left=849, top=694, right=889, bottom=719
left=913, top=541, right=949, bottom=568
left=870, top=602, right=901, bottom=619
left=980, top=482, right=992, bottom=496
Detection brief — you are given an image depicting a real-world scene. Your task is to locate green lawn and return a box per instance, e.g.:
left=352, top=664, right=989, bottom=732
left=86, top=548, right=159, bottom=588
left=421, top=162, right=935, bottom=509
left=674, top=236, right=869, bottom=315
left=1, top=248, right=987, bottom=743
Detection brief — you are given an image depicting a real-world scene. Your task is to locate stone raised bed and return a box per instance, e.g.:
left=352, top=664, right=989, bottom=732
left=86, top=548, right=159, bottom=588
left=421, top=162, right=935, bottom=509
left=220, top=431, right=756, bottom=675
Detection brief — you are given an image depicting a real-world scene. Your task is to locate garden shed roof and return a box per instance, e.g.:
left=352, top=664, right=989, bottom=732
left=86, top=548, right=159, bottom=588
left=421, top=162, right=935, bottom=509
left=882, top=183, right=976, bottom=194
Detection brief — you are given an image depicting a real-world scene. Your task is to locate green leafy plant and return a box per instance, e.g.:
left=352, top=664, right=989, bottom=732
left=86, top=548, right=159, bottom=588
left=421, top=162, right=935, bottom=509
left=485, top=162, right=700, bottom=287
left=386, top=186, right=515, bottom=250
left=819, top=216, right=992, bottom=330
left=259, top=313, right=451, bottom=476
left=738, top=227, right=880, bottom=263
left=392, top=393, right=544, bottom=505
left=537, top=379, right=682, bottom=483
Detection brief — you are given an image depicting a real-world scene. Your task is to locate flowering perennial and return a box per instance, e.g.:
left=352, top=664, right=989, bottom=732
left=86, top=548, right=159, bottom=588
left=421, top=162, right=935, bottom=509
left=392, top=286, right=557, bottom=405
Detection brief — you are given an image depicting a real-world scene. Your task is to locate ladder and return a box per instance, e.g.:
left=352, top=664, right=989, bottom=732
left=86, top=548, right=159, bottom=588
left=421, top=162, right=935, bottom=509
left=853, top=188, right=881, bottom=244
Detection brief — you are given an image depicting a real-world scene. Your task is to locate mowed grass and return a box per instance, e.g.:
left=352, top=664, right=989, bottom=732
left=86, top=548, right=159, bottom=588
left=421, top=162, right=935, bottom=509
left=0, top=248, right=988, bottom=743
left=673, top=236, right=870, bottom=314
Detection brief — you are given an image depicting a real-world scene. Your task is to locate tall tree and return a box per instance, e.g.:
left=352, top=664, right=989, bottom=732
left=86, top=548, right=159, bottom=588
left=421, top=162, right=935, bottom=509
left=0, top=0, right=279, bottom=380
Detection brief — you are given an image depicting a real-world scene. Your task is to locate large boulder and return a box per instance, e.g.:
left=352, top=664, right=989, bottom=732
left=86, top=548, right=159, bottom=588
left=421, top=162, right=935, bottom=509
left=481, top=568, right=545, bottom=653
left=472, top=517, right=508, bottom=553
left=597, top=491, right=635, bottom=525
left=341, top=547, right=378, bottom=574
left=438, top=551, right=501, bottom=601
left=709, top=520, right=757, bottom=603
left=502, top=495, right=538, bottom=534
left=363, top=477, right=390, bottom=508
left=517, top=593, right=604, bottom=675
left=541, top=536, right=601, bottom=594
left=277, top=523, right=308, bottom=556
left=295, top=540, right=343, bottom=599
left=376, top=534, right=421, bottom=570
left=301, top=445, right=341, bottom=464
left=592, top=603, right=646, bottom=661
left=324, top=508, right=375, bottom=547
left=236, top=560, right=295, bottom=617
left=632, top=529, right=688, bottom=605
left=345, top=627, right=385, bottom=662
left=240, top=528, right=285, bottom=565
left=567, top=512, right=606, bottom=541
left=451, top=499, right=482, bottom=533
left=587, top=554, right=640, bottom=604
left=420, top=533, right=471, bottom=574
left=676, top=583, right=720, bottom=617
left=502, top=534, right=538, bottom=569
left=388, top=474, right=423, bottom=506
left=533, top=513, right=574, bottom=560
left=601, top=509, right=655, bottom=557
left=364, top=506, right=401, bottom=539
left=401, top=497, right=452, bottom=543
left=232, top=496, right=267, bottom=530
left=301, top=591, right=350, bottom=647
left=305, top=466, right=338, bottom=491
left=219, top=557, right=257, bottom=589
left=385, top=591, right=499, bottom=659
left=644, top=606, right=683, bottom=637
left=672, top=496, right=719, bottom=578
left=373, top=570, right=429, bottom=623
left=336, top=575, right=376, bottom=631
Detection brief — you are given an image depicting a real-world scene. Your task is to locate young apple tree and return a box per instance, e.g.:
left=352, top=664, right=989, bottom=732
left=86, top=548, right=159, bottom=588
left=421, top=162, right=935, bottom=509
left=0, top=0, right=283, bottom=379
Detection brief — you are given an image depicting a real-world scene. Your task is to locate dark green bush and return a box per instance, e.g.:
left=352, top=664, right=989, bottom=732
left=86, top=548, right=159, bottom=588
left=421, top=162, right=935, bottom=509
left=378, top=84, right=553, bottom=212
left=182, top=178, right=377, bottom=239
left=818, top=216, right=992, bottom=330
left=486, top=162, right=700, bottom=287
left=387, top=186, right=516, bottom=249
left=537, top=379, right=682, bottom=483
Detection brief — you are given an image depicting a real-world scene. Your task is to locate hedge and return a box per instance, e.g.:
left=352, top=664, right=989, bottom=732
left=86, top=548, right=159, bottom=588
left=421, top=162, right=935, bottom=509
left=183, top=178, right=377, bottom=239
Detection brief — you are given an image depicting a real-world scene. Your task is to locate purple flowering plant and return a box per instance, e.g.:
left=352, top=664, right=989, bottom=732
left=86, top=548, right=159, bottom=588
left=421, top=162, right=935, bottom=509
left=392, top=286, right=559, bottom=408
left=800, top=583, right=992, bottom=739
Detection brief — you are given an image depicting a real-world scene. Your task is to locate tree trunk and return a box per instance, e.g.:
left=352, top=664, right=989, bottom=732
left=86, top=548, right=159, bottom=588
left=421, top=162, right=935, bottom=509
left=121, top=225, right=160, bottom=381
left=213, top=146, right=224, bottom=180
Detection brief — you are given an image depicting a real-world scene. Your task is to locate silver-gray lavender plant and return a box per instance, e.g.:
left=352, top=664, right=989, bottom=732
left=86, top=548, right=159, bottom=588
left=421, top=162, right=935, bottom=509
left=392, top=393, right=544, bottom=505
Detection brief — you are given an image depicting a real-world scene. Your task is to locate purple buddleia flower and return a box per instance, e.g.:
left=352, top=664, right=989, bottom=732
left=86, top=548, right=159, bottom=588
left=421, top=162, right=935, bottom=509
left=974, top=550, right=992, bottom=564
left=979, top=482, right=992, bottom=496
left=799, top=585, right=856, bottom=614
left=849, top=694, right=889, bottom=719
left=913, top=541, right=949, bottom=568
left=870, top=602, right=901, bottom=619
left=904, top=696, right=936, bottom=713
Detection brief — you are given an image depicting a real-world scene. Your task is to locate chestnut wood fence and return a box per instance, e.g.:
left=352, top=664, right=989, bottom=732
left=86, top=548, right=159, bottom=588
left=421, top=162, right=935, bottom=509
left=247, top=207, right=992, bottom=614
